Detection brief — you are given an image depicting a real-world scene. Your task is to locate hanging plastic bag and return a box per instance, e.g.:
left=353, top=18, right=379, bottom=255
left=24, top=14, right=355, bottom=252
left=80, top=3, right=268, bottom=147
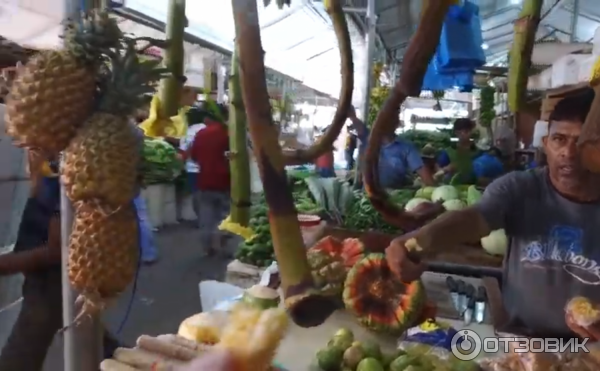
left=139, top=95, right=189, bottom=138
left=436, top=1, right=486, bottom=72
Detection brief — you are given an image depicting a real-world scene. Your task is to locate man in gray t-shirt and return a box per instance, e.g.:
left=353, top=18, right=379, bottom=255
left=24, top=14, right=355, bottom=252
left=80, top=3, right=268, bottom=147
left=385, top=88, right=600, bottom=339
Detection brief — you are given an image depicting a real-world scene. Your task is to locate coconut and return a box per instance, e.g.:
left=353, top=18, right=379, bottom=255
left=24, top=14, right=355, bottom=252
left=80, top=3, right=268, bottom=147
left=242, top=285, right=280, bottom=309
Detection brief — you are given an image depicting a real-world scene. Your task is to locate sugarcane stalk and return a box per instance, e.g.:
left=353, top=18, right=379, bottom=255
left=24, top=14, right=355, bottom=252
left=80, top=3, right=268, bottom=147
left=231, top=0, right=337, bottom=327
left=228, top=47, right=251, bottom=226
left=507, top=0, right=542, bottom=113
left=363, top=0, right=451, bottom=232
left=282, top=0, right=353, bottom=165
left=157, top=0, right=186, bottom=129
left=578, top=58, right=600, bottom=173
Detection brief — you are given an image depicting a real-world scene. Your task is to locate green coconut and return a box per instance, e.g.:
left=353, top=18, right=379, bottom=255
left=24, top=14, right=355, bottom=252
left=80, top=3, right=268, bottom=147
left=241, top=285, right=280, bottom=309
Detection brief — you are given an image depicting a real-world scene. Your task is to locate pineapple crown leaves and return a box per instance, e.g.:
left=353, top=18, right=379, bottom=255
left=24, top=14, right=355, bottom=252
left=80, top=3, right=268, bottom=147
left=96, top=36, right=171, bottom=115
left=61, top=10, right=123, bottom=65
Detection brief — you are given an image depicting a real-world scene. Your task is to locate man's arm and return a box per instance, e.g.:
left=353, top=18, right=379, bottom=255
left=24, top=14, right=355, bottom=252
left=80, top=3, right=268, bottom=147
left=415, top=172, right=521, bottom=250
left=0, top=215, right=61, bottom=275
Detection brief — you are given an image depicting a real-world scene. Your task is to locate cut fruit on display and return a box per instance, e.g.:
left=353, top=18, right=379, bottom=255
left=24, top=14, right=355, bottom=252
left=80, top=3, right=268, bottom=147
left=307, top=249, right=347, bottom=297
left=339, top=238, right=366, bottom=269
left=242, top=285, right=280, bottom=309
left=343, top=254, right=425, bottom=335
left=217, top=305, right=289, bottom=371
left=177, top=312, right=225, bottom=344
left=309, top=236, right=344, bottom=255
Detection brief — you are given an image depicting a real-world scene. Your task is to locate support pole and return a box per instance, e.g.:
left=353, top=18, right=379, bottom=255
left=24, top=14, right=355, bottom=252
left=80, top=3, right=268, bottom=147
left=62, top=2, right=103, bottom=371
left=569, top=0, right=579, bottom=43
left=354, top=0, right=376, bottom=188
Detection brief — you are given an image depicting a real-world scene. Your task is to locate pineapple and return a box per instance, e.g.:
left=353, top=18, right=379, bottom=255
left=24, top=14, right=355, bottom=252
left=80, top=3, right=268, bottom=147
left=61, top=37, right=169, bottom=208
left=68, top=200, right=139, bottom=320
left=217, top=305, right=289, bottom=370
left=5, top=10, right=122, bottom=154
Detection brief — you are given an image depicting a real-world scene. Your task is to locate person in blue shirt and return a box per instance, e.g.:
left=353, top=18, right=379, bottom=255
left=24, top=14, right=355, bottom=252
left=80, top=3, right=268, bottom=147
left=472, top=143, right=505, bottom=185
left=347, top=106, right=436, bottom=188
left=0, top=150, right=123, bottom=369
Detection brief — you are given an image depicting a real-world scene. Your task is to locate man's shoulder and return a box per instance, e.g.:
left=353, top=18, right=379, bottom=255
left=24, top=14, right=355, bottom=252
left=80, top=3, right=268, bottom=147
left=488, top=168, right=545, bottom=194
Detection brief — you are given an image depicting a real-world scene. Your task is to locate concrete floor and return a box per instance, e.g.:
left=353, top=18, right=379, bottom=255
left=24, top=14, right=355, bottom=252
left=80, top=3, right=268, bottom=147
left=0, top=223, right=236, bottom=370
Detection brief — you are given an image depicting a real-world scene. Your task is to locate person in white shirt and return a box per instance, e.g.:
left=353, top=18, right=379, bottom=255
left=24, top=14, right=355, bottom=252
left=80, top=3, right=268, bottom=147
left=180, top=107, right=207, bottom=220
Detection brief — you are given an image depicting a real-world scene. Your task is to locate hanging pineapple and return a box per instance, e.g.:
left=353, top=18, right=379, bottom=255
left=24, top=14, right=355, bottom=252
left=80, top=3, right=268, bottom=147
left=61, top=37, right=169, bottom=209
left=65, top=37, right=170, bottom=322
left=5, top=10, right=122, bottom=154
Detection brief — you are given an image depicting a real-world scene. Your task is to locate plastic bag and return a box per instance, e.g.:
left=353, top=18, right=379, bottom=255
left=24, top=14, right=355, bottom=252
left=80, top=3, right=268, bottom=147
left=397, top=319, right=459, bottom=360
left=139, top=95, right=189, bottom=138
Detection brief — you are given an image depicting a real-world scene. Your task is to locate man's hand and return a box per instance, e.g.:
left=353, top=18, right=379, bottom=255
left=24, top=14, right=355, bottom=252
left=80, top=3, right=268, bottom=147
left=385, top=235, right=426, bottom=282
left=177, top=349, right=235, bottom=371
left=566, top=310, right=600, bottom=341
left=408, top=201, right=445, bottom=223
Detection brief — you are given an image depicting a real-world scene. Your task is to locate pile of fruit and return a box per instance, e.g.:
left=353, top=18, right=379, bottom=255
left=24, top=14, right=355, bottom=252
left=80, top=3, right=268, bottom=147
left=235, top=197, right=276, bottom=267
left=4, top=11, right=169, bottom=321
left=141, top=138, right=184, bottom=185
left=315, top=328, right=478, bottom=371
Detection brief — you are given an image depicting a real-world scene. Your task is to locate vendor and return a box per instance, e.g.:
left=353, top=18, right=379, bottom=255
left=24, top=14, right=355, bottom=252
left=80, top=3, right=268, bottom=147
left=471, top=139, right=505, bottom=186
left=348, top=106, right=436, bottom=188
left=386, top=88, right=600, bottom=339
left=436, top=118, right=480, bottom=184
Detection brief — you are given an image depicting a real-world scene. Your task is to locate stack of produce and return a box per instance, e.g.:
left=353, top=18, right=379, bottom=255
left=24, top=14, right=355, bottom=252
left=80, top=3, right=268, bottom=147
left=406, top=185, right=508, bottom=256
left=141, top=138, right=184, bottom=185
left=343, top=189, right=414, bottom=233
left=314, top=328, right=477, bottom=371
left=302, top=177, right=356, bottom=223
left=5, top=10, right=170, bottom=322
left=235, top=197, right=276, bottom=267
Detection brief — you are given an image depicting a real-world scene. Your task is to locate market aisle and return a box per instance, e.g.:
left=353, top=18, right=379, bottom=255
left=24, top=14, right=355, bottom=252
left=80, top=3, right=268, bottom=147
left=42, top=223, right=236, bottom=370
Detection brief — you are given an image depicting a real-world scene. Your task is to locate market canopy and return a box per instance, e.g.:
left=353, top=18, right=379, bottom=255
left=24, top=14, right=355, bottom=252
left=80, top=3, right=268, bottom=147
left=124, top=0, right=369, bottom=104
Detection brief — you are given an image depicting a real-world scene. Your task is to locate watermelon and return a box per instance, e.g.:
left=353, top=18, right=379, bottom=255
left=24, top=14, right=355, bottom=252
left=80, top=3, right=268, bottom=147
left=340, top=238, right=366, bottom=268
left=343, top=254, right=425, bottom=334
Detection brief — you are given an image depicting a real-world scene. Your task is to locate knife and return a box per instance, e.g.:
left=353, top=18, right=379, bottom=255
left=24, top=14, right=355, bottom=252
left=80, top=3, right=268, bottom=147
left=475, top=286, right=487, bottom=323
left=446, top=276, right=459, bottom=311
left=464, top=295, right=476, bottom=325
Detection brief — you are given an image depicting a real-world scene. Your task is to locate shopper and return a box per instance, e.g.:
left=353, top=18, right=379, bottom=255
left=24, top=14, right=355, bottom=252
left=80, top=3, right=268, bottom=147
left=190, top=104, right=231, bottom=256
left=0, top=151, right=122, bottom=370
left=344, top=127, right=357, bottom=171
left=179, top=107, right=208, bottom=220
left=385, top=88, right=600, bottom=339
left=348, top=106, right=436, bottom=188
left=314, top=127, right=336, bottom=178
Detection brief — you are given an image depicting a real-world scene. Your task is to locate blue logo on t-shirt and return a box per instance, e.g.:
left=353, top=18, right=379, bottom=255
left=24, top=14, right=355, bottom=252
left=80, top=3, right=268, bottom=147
left=521, top=225, right=600, bottom=285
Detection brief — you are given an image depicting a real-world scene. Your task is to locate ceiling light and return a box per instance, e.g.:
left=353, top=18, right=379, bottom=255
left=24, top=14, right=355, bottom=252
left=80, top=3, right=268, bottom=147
left=481, top=43, right=489, bottom=50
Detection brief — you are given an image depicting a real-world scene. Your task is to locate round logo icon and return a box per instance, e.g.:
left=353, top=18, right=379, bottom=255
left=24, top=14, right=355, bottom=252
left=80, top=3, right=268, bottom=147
left=451, top=329, right=482, bottom=361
